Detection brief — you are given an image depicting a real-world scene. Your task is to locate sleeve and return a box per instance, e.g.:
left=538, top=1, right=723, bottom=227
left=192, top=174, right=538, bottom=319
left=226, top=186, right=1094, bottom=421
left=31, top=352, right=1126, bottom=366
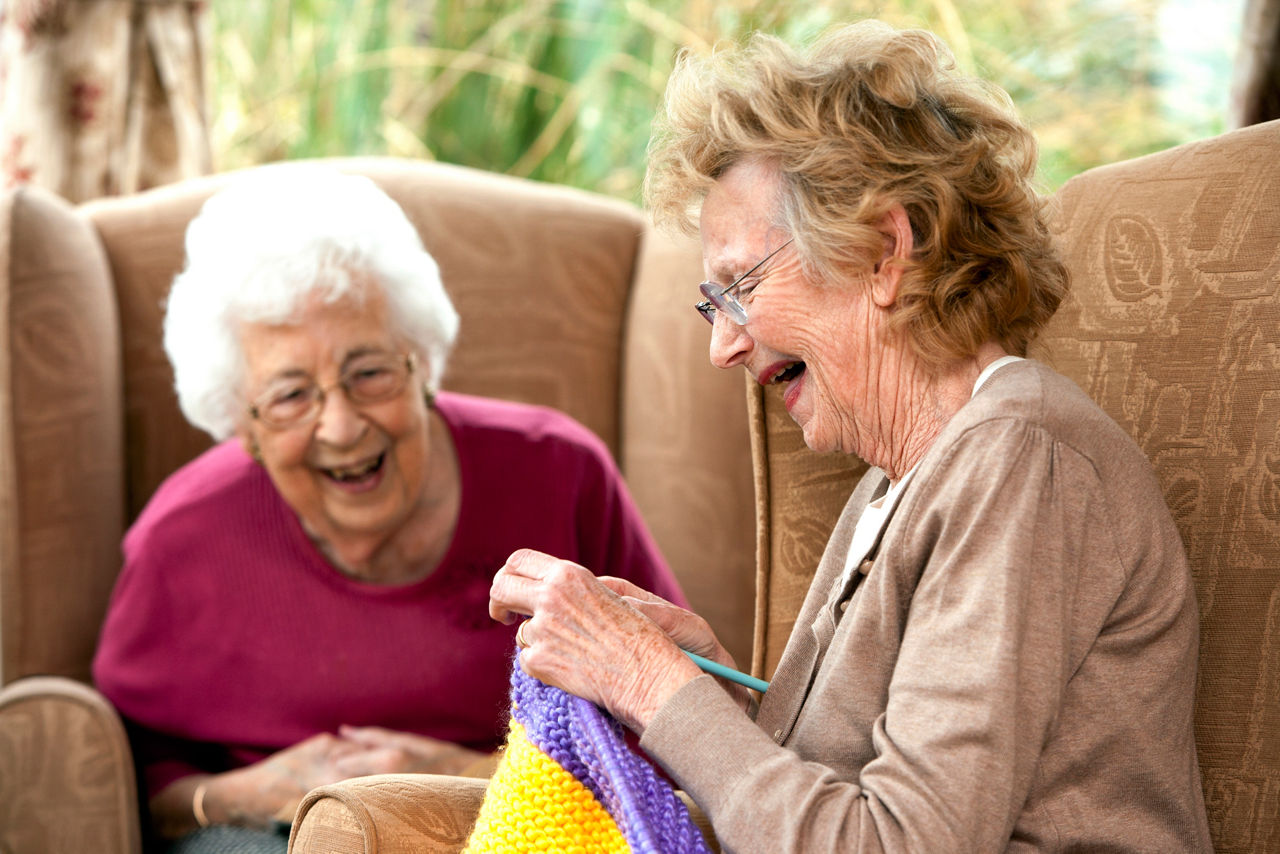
left=568, top=429, right=690, bottom=609
left=92, top=511, right=232, bottom=799
left=124, top=721, right=224, bottom=799
left=642, top=417, right=1119, bottom=853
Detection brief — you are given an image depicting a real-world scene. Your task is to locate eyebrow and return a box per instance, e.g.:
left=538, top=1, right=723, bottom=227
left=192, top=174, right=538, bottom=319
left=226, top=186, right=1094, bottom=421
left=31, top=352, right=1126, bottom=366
left=340, top=346, right=393, bottom=367
left=259, top=347, right=394, bottom=385
left=707, top=254, right=751, bottom=285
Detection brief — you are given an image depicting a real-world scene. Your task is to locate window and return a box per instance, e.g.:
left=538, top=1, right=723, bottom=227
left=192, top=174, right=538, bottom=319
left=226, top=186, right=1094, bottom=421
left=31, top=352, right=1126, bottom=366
left=211, top=1, right=1247, bottom=198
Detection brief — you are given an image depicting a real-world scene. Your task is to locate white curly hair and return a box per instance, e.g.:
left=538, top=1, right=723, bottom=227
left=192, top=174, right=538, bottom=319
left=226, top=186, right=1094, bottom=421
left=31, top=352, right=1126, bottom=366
left=163, top=163, right=460, bottom=440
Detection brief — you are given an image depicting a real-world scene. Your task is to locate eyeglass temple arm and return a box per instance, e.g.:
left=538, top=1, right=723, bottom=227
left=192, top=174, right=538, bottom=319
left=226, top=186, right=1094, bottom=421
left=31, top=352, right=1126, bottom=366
left=722, top=237, right=794, bottom=296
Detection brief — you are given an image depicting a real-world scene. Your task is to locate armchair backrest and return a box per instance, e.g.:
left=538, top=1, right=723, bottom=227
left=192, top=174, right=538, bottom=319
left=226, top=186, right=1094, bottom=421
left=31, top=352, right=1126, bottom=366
left=0, top=157, right=757, bottom=686
left=1041, top=120, right=1280, bottom=854
left=746, top=120, right=1280, bottom=854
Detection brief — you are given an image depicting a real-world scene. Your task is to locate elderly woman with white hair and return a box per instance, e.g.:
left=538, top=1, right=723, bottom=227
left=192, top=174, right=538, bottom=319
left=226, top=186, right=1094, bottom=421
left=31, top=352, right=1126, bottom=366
left=91, top=165, right=687, bottom=853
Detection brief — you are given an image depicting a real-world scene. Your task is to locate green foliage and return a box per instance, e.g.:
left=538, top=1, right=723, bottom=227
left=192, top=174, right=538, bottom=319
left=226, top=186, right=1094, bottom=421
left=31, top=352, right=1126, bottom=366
left=209, top=0, right=1239, bottom=201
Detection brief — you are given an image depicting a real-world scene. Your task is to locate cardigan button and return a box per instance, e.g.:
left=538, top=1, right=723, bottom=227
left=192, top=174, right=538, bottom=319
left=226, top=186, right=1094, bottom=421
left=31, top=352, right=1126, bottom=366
left=773, top=729, right=783, bottom=741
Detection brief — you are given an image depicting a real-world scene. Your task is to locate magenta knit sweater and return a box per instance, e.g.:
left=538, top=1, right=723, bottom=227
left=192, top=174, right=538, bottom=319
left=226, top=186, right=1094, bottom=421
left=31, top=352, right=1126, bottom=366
left=92, top=392, right=685, bottom=798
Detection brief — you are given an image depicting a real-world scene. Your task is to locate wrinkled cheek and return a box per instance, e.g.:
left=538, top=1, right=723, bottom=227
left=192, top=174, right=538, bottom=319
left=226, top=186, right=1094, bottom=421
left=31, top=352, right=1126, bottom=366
left=811, top=375, right=865, bottom=454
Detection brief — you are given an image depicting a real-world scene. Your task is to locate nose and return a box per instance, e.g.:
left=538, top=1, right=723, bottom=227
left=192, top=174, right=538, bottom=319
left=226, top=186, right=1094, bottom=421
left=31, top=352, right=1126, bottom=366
left=313, top=387, right=368, bottom=447
left=708, top=312, right=753, bottom=370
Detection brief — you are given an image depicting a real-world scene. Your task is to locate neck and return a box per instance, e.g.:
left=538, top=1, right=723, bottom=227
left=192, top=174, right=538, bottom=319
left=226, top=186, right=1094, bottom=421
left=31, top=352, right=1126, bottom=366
left=869, top=340, right=1009, bottom=482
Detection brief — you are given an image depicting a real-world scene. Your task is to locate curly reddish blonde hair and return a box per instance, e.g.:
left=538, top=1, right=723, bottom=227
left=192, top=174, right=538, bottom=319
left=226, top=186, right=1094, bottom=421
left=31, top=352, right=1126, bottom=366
left=645, top=20, right=1068, bottom=364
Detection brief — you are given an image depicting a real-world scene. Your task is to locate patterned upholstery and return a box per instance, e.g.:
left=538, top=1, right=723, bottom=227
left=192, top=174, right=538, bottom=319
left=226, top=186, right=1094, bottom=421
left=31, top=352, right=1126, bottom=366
left=0, top=159, right=750, bottom=854
left=1042, top=119, right=1280, bottom=853
left=749, top=119, right=1280, bottom=853
left=0, top=677, right=140, bottom=854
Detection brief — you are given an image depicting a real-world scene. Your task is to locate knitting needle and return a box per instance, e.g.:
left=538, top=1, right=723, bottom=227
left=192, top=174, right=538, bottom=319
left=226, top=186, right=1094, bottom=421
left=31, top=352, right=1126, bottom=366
left=683, top=650, right=769, bottom=693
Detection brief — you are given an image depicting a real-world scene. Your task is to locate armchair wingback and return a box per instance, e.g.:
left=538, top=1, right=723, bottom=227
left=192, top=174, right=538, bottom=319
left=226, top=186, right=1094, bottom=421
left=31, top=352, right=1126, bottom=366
left=0, top=158, right=754, bottom=853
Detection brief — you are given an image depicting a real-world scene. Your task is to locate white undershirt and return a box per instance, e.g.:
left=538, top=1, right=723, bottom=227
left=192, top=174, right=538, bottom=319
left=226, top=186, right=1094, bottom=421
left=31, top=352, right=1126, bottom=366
left=838, top=355, right=1025, bottom=586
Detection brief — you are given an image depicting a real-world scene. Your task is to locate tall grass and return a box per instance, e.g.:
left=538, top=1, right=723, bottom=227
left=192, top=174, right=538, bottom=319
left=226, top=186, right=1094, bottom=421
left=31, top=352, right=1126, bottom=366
left=210, top=0, right=1237, bottom=200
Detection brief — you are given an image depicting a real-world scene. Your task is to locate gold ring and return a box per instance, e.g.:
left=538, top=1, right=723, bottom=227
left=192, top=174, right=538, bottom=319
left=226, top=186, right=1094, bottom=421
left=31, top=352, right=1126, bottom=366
left=516, top=620, right=531, bottom=649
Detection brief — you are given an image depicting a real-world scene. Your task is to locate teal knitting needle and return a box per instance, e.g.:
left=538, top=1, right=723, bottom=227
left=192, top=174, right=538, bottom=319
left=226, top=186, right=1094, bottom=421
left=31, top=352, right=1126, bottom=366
left=684, top=650, right=769, bottom=693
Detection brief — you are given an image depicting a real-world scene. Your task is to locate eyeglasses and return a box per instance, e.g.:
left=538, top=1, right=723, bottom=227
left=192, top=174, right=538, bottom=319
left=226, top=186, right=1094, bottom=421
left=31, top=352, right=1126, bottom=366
left=247, top=352, right=416, bottom=430
left=695, top=238, right=793, bottom=325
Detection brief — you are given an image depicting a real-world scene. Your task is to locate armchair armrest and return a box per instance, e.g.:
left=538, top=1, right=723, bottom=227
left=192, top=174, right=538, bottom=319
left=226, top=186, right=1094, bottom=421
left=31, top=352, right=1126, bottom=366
left=0, top=675, right=141, bottom=854
left=288, top=772, right=720, bottom=853
left=289, top=773, right=488, bottom=854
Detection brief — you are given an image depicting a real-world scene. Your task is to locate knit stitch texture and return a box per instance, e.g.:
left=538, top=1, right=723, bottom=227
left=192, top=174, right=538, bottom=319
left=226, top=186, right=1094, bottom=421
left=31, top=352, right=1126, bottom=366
left=464, top=650, right=712, bottom=853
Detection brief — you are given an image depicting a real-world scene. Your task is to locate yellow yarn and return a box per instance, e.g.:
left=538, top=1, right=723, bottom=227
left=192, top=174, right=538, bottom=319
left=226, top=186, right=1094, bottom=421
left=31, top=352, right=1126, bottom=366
left=464, top=717, right=630, bottom=854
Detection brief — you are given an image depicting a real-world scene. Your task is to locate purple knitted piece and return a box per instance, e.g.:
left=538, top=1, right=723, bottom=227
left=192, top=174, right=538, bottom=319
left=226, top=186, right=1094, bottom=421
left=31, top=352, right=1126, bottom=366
left=510, top=652, right=711, bottom=854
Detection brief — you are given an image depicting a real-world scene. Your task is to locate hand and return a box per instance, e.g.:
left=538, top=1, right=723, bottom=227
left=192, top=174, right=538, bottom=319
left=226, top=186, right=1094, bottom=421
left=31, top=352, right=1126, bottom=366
left=598, top=576, right=751, bottom=708
left=489, top=549, right=704, bottom=732
left=333, top=725, right=491, bottom=777
left=152, top=729, right=493, bottom=838
left=210, top=732, right=364, bottom=826
left=597, top=577, right=729, bottom=662
left=152, top=732, right=363, bottom=837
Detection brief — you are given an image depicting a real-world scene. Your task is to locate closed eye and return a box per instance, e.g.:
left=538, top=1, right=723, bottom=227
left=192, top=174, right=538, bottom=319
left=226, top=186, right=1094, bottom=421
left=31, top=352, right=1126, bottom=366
left=270, top=386, right=311, bottom=405
left=731, top=278, right=762, bottom=301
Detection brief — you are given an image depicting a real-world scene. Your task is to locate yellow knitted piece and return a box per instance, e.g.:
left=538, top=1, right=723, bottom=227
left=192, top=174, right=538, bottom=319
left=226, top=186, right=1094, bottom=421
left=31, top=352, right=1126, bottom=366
left=464, top=718, right=630, bottom=854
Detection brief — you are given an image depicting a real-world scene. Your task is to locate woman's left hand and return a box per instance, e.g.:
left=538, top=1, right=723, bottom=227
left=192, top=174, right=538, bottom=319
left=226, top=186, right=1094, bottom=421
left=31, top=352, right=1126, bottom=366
left=489, top=549, right=702, bottom=732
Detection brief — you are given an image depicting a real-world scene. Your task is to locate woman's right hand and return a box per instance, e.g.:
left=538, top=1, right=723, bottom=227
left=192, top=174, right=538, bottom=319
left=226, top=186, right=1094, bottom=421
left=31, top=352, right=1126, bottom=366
left=151, top=732, right=367, bottom=838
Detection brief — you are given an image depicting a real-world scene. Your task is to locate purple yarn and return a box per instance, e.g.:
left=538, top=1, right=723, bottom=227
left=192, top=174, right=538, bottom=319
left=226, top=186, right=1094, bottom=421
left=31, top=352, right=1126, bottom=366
left=510, top=652, right=711, bottom=854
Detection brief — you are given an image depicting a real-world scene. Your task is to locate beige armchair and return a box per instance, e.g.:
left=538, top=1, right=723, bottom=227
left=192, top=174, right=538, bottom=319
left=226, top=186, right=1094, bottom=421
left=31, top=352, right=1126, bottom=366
left=291, top=120, right=1280, bottom=853
left=0, top=159, right=755, bottom=852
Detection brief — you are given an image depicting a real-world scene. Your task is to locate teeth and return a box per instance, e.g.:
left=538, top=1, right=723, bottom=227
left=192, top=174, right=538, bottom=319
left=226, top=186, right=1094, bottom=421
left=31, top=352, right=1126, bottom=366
left=326, top=456, right=380, bottom=480
left=768, top=362, right=803, bottom=384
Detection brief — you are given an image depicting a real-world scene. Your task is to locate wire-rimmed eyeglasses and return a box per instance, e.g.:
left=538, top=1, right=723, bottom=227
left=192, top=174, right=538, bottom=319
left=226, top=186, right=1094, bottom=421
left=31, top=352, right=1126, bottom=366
left=695, top=238, right=793, bottom=325
left=247, top=352, right=416, bottom=430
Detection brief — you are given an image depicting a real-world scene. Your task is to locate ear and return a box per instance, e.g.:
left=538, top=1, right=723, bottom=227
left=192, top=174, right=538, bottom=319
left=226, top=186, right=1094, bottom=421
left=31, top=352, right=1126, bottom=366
left=869, top=204, right=913, bottom=309
left=236, top=424, right=264, bottom=464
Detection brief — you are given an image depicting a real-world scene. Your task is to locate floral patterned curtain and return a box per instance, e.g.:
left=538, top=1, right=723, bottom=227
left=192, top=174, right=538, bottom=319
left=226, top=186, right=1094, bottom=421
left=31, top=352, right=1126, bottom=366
left=0, top=0, right=211, bottom=204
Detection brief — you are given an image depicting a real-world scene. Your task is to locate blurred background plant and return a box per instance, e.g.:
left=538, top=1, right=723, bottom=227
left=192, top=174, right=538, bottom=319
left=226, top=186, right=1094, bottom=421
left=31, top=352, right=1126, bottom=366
left=209, top=0, right=1242, bottom=202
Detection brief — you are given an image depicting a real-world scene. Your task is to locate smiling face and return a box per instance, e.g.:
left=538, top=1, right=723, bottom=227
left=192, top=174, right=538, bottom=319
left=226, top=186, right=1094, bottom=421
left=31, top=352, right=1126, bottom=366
left=702, top=159, right=898, bottom=459
left=236, top=278, right=436, bottom=560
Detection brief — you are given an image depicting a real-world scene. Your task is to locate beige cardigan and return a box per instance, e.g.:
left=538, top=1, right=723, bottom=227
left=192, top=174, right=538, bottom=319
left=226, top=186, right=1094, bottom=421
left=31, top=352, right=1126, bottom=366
left=641, top=360, right=1212, bottom=853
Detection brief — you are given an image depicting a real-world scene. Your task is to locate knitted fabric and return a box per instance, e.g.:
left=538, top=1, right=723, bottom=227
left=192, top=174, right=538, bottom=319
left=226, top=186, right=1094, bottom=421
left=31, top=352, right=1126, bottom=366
left=464, top=651, right=711, bottom=853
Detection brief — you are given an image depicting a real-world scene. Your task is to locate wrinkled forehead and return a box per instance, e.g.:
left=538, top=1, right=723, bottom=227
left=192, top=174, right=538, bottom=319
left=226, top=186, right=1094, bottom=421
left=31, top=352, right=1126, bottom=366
left=700, top=161, right=786, bottom=280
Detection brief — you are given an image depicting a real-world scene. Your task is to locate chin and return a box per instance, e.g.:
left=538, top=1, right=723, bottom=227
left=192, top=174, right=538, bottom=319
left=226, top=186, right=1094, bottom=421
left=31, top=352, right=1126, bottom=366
left=323, top=504, right=406, bottom=539
left=799, top=424, right=835, bottom=455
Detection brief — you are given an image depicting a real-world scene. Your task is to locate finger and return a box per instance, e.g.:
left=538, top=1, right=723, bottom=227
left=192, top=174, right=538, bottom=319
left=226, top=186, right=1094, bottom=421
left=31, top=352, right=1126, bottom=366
left=501, top=548, right=561, bottom=580
left=625, top=600, right=727, bottom=661
left=488, top=550, right=563, bottom=624
left=312, top=735, right=364, bottom=763
left=489, top=551, right=595, bottom=624
left=598, top=576, right=664, bottom=602
left=334, top=746, right=403, bottom=778
left=291, top=732, right=361, bottom=760
left=488, top=568, right=538, bottom=624
left=338, top=724, right=401, bottom=747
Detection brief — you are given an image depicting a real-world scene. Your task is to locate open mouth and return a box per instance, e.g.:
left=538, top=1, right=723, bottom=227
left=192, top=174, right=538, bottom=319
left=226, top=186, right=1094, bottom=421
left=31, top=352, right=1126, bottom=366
left=767, top=361, right=806, bottom=385
left=321, top=452, right=386, bottom=484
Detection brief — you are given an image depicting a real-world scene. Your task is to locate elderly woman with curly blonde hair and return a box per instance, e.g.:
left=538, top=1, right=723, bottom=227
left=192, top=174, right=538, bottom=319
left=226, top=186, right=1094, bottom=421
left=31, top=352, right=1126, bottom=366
left=489, top=20, right=1213, bottom=852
